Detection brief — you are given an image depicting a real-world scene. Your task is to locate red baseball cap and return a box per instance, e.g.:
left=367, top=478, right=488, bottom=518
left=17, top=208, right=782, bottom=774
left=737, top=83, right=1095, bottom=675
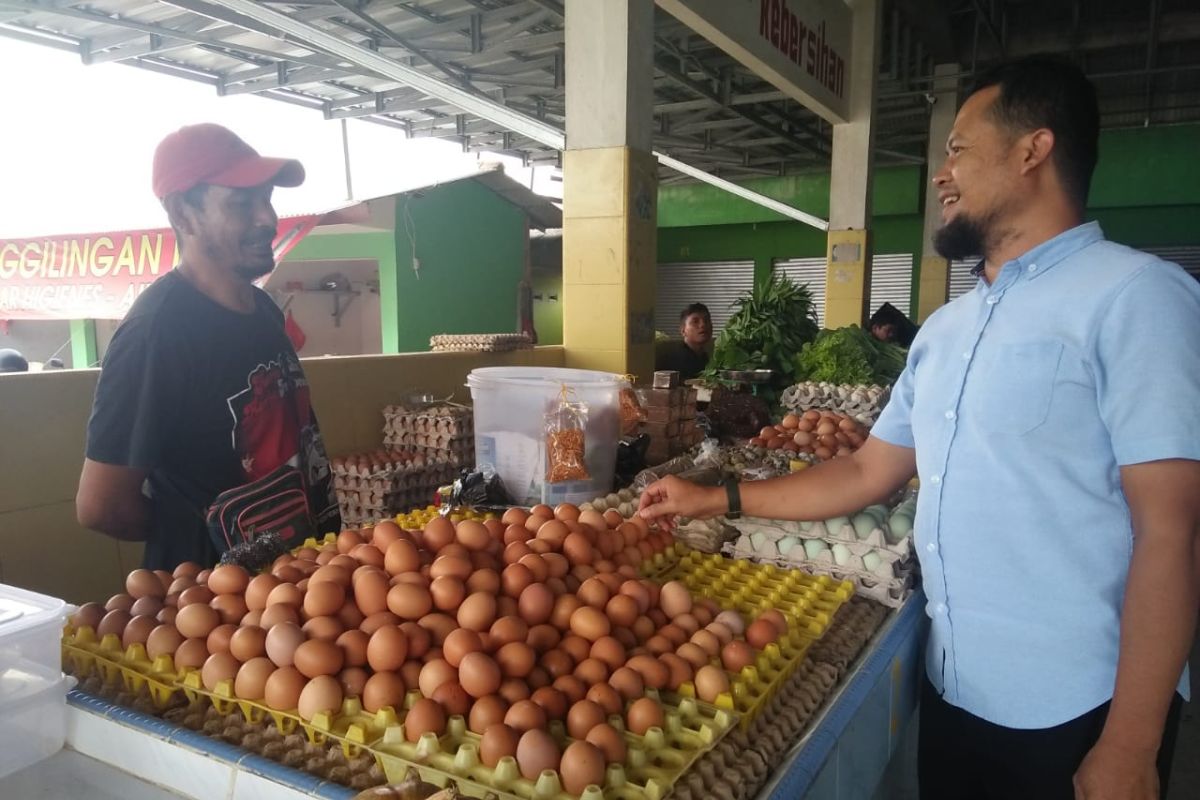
left=152, top=123, right=305, bottom=200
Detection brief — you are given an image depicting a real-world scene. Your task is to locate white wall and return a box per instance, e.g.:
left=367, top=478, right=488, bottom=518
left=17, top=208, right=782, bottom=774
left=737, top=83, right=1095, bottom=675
left=0, top=320, right=73, bottom=368
left=290, top=285, right=382, bottom=358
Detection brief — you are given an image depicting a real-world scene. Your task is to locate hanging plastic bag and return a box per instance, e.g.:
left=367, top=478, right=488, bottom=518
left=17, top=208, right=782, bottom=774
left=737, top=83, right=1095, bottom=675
left=617, top=374, right=646, bottom=436
left=546, top=386, right=591, bottom=482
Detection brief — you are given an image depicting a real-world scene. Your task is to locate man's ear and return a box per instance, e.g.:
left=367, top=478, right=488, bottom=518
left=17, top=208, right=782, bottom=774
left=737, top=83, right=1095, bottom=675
left=163, top=194, right=199, bottom=239
left=1019, top=128, right=1055, bottom=176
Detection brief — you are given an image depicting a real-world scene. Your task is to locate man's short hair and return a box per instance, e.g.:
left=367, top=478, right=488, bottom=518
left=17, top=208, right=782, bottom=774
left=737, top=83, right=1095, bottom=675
left=968, top=56, right=1100, bottom=210
left=679, top=302, right=711, bottom=323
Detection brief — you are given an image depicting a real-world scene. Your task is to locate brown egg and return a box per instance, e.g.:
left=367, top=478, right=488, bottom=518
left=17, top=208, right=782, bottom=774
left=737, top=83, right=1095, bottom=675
left=524, top=513, right=552, bottom=535
left=404, top=697, right=447, bottom=742
left=458, top=651, right=501, bottom=698
left=332, top=628, right=367, bottom=668
left=417, top=613, right=458, bottom=645
left=604, top=594, right=639, bottom=629
left=504, top=699, right=548, bottom=733
left=530, top=686, right=568, bottom=721
left=202, top=652, right=240, bottom=691
left=658, top=581, right=693, bottom=618
left=126, top=569, right=166, bottom=600
left=365, top=625, right=408, bottom=672
left=516, top=728, right=560, bottom=780
left=384, top=540, right=421, bottom=576
left=578, top=510, right=607, bottom=531
left=234, top=657, right=275, bottom=701
left=746, top=619, right=779, bottom=649
left=689, top=629, right=722, bottom=658
left=265, top=622, right=306, bottom=667
left=558, top=634, right=590, bottom=664
left=298, top=675, right=343, bottom=721
left=562, top=533, right=594, bottom=566
left=457, top=592, right=497, bottom=633
left=455, top=520, right=491, bottom=551
left=691, top=604, right=714, bottom=626
left=304, top=615, right=345, bottom=642
left=303, top=582, right=345, bottom=619
left=418, top=658, right=458, bottom=697
left=694, top=664, right=731, bottom=703
left=430, top=555, right=472, bottom=582
left=238, top=574, right=276, bottom=613
left=518, top=584, right=554, bottom=625
left=423, top=515, right=457, bottom=551
left=102, top=598, right=134, bottom=621
left=566, top=699, right=607, bottom=739
left=659, top=653, right=694, bottom=690
left=560, top=741, right=606, bottom=795
left=266, top=583, right=304, bottom=608
left=339, top=666, right=369, bottom=698
left=758, top=609, right=789, bottom=636
left=496, top=642, right=536, bottom=679
left=675, top=642, right=710, bottom=670
left=400, top=660, right=424, bottom=690
left=518, top=554, right=549, bottom=583
left=673, top=613, right=700, bottom=635
left=468, top=695, right=509, bottom=734
left=570, top=607, right=611, bottom=642
left=585, top=723, right=628, bottom=765
left=146, top=624, right=185, bottom=660
left=576, top=578, right=610, bottom=610
left=362, top=670, right=406, bottom=713
left=387, top=584, right=433, bottom=620
left=156, top=606, right=179, bottom=625
left=174, top=637, right=209, bottom=670
left=574, top=658, right=610, bottom=686
left=658, top=624, right=687, bottom=648
left=609, top=666, right=644, bottom=702
left=121, top=615, right=158, bottom=649
left=585, top=682, right=622, bottom=716
left=348, top=570, right=389, bottom=617
left=467, top=568, right=501, bottom=595
left=175, top=603, right=220, bottom=640
left=294, top=639, right=344, bottom=678
left=550, top=595, right=582, bottom=631
left=427, top=576, right=465, bottom=613
left=632, top=616, right=655, bottom=643
left=626, top=696, right=665, bottom=735
left=130, top=596, right=164, bottom=618
left=399, top=622, right=431, bottom=659
left=173, top=561, right=202, bottom=580
left=480, top=723, right=521, bottom=767
left=438, top=629, right=479, bottom=669
left=260, top=604, right=300, bottom=630
left=625, top=654, right=669, bottom=689
left=208, top=564, right=250, bottom=596
left=704, top=622, right=734, bottom=646
left=70, top=602, right=106, bottom=631
left=721, top=640, right=756, bottom=672
left=432, top=682, right=472, bottom=716
left=180, top=585, right=217, bottom=607
left=552, top=674, right=588, bottom=705
left=499, top=678, right=531, bottom=704
left=372, top=520, right=403, bottom=549
left=360, top=611, right=401, bottom=635
left=489, top=616, right=529, bottom=647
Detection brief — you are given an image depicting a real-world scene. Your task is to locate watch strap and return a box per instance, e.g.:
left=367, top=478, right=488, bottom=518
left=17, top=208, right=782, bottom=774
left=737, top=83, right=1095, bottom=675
left=723, top=477, right=742, bottom=520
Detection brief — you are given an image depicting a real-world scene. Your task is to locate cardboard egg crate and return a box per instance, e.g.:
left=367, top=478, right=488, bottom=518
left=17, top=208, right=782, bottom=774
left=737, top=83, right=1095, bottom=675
left=370, top=688, right=735, bottom=800
left=428, top=333, right=534, bottom=353
left=61, top=626, right=186, bottom=710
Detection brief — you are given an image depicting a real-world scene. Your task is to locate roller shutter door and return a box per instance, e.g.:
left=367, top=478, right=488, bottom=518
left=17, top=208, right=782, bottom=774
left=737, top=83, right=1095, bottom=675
left=949, top=259, right=981, bottom=301
left=868, top=253, right=914, bottom=318
left=772, top=257, right=827, bottom=327
left=655, top=261, right=755, bottom=334
left=1145, top=246, right=1200, bottom=280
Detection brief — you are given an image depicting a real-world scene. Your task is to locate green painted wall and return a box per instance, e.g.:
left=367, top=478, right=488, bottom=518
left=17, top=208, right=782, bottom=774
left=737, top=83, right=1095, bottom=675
left=532, top=272, right=563, bottom=346
left=391, top=181, right=527, bottom=353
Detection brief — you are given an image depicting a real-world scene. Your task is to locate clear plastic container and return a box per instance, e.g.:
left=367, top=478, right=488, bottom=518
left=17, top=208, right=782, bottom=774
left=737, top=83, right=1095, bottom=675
left=467, top=367, right=622, bottom=507
left=0, top=584, right=71, bottom=779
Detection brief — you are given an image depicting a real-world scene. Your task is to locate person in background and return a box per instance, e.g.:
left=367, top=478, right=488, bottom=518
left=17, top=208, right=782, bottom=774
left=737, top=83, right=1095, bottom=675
left=76, top=124, right=340, bottom=570
left=0, top=348, right=29, bottom=373
left=868, top=302, right=917, bottom=347
left=656, top=302, right=712, bottom=381
left=639, top=57, right=1196, bottom=800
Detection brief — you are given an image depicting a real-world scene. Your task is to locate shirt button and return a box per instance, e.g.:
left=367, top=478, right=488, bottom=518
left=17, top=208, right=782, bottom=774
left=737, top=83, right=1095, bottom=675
left=929, top=475, right=942, bottom=485
left=944, top=410, right=956, bottom=421
left=962, top=351, right=971, bottom=360
left=935, top=603, right=948, bottom=615
left=986, top=295, right=1000, bottom=305
left=926, top=542, right=937, bottom=553
left=1028, top=263, right=1038, bottom=272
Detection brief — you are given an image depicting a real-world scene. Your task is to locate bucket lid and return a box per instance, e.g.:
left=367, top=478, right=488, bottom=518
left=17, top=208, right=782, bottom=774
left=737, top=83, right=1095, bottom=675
left=0, top=583, right=69, bottom=637
left=467, top=367, right=622, bottom=389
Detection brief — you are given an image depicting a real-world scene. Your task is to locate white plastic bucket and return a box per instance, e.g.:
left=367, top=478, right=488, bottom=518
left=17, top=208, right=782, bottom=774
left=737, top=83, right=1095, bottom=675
left=466, top=367, right=622, bottom=507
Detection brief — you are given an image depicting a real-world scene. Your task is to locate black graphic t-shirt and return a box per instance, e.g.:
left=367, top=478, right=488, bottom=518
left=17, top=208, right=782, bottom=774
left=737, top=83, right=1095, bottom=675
left=86, top=270, right=339, bottom=570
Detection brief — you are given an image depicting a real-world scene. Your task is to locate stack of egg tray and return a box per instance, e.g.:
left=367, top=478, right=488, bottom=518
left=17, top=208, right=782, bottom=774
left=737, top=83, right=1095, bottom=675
left=370, top=688, right=734, bottom=800
left=62, top=626, right=184, bottom=711
left=180, top=671, right=398, bottom=757
left=654, top=551, right=853, bottom=730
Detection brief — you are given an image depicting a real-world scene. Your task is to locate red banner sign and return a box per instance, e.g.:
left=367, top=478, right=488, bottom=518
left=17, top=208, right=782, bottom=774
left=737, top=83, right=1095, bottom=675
left=0, top=216, right=318, bottom=320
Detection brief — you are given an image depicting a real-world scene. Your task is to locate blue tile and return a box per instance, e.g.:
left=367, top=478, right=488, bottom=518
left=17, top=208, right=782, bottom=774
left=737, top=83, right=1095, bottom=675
left=68, top=689, right=119, bottom=718
left=169, top=731, right=249, bottom=764
left=313, top=780, right=358, bottom=799
left=235, top=754, right=327, bottom=793
left=106, top=706, right=181, bottom=739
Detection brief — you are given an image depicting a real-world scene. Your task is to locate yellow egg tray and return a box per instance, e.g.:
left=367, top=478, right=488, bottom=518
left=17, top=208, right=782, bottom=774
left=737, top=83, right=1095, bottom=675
left=61, top=626, right=185, bottom=710
left=655, top=552, right=853, bottom=730
left=370, top=688, right=735, bottom=800
left=178, top=671, right=402, bottom=756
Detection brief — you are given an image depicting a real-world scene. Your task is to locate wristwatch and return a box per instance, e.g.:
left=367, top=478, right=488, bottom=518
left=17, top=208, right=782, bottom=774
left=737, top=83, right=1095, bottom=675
left=721, top=476, right=742, bottom=520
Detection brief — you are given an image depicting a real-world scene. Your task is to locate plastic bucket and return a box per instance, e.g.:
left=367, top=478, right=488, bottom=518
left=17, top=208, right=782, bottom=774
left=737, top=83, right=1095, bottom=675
left=466, top=367, right=622, bottom=507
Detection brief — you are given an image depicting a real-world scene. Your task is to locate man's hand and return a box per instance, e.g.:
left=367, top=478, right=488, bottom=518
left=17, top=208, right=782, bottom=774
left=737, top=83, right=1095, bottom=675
left=1074, top=738, right=1159, bottom=800
left=637, top=476, right=726, bottom=532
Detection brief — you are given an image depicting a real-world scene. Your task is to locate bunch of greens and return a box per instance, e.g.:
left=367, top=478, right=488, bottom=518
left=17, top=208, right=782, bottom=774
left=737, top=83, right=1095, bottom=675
left=702, top=273, right=820, bottom=387
left=793, top=326, right=908, bottom=386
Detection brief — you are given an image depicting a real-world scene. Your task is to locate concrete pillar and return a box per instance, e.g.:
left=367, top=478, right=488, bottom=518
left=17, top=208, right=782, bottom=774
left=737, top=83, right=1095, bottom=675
left=561, top=0, right=657, bottom=378
left=69, top=319, right=98, bottom=368
left=824, top=0, right=881, bottom=329
left=916, top=63, right=961, bottom=322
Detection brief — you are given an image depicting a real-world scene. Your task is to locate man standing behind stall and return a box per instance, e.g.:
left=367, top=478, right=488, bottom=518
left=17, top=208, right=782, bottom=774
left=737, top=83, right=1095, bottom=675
left=657, top=302, right=713, bottom=381
left=639, top=58, right=1197, bottom=799
left=76, top=124, right=340, bottom=570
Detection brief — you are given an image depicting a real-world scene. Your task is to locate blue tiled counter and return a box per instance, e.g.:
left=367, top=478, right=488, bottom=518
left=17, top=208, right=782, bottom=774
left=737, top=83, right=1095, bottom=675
left=759, top=591, right=928, bottom=800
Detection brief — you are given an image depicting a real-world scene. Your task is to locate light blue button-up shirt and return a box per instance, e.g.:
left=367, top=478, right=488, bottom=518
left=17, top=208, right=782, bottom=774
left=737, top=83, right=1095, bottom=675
left=873, top=222, right=1199, bottom=728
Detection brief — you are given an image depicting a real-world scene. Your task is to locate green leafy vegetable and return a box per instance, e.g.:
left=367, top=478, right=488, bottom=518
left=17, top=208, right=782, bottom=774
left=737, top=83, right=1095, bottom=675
left=793, top=326, right=908, bottom=386
left=701, top=273, right=820, bottom=389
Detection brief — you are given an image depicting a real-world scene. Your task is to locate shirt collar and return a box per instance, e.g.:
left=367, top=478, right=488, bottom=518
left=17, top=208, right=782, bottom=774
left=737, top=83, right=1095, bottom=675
left=969, top=221, right=1106, bottom=281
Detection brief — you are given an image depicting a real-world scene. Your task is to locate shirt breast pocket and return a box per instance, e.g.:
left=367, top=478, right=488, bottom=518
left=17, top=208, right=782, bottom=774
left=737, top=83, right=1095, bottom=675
left=978, top=341, right=1063, bottom=435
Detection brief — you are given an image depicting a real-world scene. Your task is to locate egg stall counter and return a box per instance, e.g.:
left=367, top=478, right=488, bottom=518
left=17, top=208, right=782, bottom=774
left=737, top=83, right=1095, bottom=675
left=54, top=503, right=916, bottom=800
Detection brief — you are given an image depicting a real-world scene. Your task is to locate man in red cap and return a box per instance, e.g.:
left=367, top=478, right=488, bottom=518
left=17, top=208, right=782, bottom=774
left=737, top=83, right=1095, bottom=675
left=76, top=124, right=340, bottom=570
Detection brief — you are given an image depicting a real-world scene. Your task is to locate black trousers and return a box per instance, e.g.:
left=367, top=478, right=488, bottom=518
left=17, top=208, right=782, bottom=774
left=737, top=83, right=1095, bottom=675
left=918, top=678, right=1185, bottom=800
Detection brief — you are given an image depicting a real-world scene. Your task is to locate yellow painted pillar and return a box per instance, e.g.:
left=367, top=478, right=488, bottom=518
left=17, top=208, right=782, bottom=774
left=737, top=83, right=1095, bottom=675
left=916, top=64, right=960, bottom=322
left=561, top=0, right=656, bottom=379
left=826, top=0, right=881, bottom=328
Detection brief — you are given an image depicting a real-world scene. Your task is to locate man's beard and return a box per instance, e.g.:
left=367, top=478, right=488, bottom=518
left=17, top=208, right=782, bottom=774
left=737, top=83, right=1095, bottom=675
left=934, top=212, right=992, bottom=261
left=234, top=260, right=275, bottom=281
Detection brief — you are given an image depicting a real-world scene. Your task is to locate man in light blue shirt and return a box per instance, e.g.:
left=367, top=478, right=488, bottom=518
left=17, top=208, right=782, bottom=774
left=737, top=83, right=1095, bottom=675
left=639, top=57, right=1196, bottom=800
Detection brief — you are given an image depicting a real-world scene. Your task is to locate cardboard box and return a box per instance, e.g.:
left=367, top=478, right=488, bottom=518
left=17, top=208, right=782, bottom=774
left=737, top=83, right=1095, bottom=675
left=641, top=420, right=681, bottom=439
left=643, top=404, right=680, bottom=424
left=639, top=387, right=685, bottom=408
left=653, top=371, right=680, bottom=389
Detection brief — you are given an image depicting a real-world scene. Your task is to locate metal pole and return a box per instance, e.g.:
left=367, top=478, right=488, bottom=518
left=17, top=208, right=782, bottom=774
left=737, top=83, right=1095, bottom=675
left=340, top=118, right=353, bottom=201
